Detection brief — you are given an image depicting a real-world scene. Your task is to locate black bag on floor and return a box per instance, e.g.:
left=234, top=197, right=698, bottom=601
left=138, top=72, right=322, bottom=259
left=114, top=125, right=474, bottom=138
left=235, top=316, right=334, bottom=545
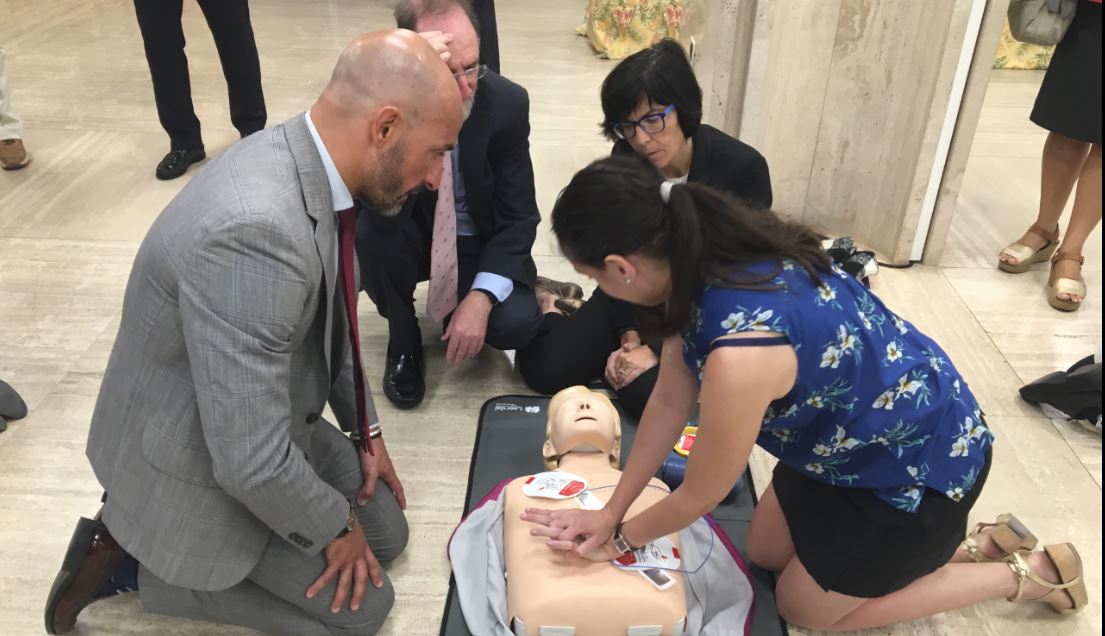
left=1019, top=355, right=1102, bottom=424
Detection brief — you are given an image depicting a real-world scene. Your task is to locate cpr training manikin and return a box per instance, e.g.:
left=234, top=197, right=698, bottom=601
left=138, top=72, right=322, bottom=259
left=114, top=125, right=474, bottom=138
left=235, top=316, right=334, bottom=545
left=447, top=387, right=755, bottom=636
left=503, top=386, right=687, bottom=636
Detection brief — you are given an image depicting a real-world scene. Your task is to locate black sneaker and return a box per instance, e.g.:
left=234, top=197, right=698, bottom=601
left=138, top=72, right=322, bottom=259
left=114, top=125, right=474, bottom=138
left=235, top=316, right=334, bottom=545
left=155, top=147, right=206, bottom=181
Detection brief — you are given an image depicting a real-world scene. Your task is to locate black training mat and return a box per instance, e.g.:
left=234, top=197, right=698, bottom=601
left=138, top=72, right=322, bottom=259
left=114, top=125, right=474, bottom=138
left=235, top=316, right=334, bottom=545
left=439, top=395, right=787, bottom=636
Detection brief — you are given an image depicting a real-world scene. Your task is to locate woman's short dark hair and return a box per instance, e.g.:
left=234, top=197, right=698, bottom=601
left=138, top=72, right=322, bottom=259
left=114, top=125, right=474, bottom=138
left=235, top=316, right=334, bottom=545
left=552, top=153, right=831, bottom=337
left=600, top=39, right=703, bottom=142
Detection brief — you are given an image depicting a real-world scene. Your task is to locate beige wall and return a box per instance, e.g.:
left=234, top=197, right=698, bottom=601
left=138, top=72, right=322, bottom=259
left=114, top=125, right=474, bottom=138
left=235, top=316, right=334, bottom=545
left=693, top=0, right=996, bottom=263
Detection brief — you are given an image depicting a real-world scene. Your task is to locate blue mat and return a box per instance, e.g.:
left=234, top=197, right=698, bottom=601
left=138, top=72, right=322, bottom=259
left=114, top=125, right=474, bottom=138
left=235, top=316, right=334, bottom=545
left=438, top=395, right=787, bottom=636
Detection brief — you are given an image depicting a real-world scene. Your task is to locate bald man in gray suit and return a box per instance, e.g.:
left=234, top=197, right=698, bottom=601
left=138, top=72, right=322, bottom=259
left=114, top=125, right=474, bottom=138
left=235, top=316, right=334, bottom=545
left=44, top=30, right=462, bottom=636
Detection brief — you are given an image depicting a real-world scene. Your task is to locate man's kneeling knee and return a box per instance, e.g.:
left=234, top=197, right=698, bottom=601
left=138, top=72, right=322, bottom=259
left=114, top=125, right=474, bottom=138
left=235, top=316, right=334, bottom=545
left=322, top=577, right=396, bottom=636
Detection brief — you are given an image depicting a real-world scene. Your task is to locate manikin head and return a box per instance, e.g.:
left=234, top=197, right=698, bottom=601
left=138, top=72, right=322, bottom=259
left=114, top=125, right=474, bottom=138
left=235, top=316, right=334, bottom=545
left=542, top=386, right=622, bottom=470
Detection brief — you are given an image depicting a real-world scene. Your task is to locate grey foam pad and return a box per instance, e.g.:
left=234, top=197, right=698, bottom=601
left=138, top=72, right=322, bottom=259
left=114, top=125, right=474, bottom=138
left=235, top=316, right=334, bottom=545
left=439, top=395, right=787, bottom=636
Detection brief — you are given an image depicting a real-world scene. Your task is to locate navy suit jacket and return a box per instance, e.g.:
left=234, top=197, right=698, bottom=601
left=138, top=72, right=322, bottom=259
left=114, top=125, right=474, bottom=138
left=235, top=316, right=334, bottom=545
left=397, top=70, right=539, bottom=287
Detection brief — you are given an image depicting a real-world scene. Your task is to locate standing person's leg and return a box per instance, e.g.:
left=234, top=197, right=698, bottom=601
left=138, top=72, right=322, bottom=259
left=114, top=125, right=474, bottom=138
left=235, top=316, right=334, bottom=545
left=0, top=46, right=32, bottom=170
left=1000, top=132, right=1089, bottom=270
left=515, top=288, right=622, bottom=394
left=1050, top=143, right=1102, bottom=309
left=196, top=0, right=267, bottom=138
left=133, top=0, right=202, bottom=152
left=0, top=47, right=24, bottom=141
left=138, top=423, right=406, bottom=636
left=472, top=0, right=500, bottom=73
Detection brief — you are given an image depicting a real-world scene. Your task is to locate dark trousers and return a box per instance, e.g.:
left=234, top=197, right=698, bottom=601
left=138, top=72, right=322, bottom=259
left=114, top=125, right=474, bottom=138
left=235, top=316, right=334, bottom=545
left=473, top=0, right=500, bottom=73
left=356, top=207, right=541, bottom=357
left=133, top=0, right=266, bottom=150
left=516, top=288, right=659, bottom=420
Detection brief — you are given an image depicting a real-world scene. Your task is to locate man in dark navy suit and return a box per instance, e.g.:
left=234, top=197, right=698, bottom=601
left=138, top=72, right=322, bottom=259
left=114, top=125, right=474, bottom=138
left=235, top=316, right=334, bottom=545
left=357, top=0, right=540, bottom=408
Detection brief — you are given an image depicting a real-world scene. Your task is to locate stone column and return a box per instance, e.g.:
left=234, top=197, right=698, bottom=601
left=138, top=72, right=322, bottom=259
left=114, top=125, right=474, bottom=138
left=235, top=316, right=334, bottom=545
left=692, top=0, right=1004, bottom=263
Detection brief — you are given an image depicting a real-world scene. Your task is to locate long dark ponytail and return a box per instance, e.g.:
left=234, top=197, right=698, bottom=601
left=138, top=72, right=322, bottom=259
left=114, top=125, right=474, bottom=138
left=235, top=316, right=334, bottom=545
left=552, top=153, right=831, bottom=336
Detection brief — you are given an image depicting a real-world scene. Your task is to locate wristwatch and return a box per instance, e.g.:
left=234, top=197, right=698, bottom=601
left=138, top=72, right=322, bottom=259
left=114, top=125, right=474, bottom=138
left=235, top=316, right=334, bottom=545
left=612, top=522, right=640, bottom=555
left=335, top=501, right=357, bottom=539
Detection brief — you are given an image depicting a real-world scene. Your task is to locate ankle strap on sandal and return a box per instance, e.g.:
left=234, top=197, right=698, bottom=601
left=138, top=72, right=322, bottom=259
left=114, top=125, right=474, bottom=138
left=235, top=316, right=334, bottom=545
left=1028, top=224, right=1060, bottom=243
left=1005, top=550, right=1082, bottom=604
left=1052, top=252, right=1085, bottom=265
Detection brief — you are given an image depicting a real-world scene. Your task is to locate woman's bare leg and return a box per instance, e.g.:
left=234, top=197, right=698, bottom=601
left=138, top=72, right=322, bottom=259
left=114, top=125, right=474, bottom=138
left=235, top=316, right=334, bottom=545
left=1001, top=132, right=1090, bottom=266
left=773, top=550, right=1071, bottom=631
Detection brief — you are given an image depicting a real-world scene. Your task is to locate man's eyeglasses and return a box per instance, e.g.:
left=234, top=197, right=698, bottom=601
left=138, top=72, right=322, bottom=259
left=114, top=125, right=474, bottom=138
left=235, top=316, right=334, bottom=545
left=453, top=64, right=488, bottom=81
left=611, top=105, right=676, bottom=141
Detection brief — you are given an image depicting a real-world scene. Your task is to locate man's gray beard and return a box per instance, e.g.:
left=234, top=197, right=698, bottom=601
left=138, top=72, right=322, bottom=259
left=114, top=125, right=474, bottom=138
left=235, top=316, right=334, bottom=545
left=462, top=95, right=475, bottom=121
left=378, top=203, right=403, bottom=217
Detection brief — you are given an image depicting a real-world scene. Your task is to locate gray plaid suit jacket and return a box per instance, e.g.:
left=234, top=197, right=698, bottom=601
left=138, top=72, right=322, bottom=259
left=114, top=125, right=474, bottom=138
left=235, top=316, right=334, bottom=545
left=86, top=114, right=379, bottom=591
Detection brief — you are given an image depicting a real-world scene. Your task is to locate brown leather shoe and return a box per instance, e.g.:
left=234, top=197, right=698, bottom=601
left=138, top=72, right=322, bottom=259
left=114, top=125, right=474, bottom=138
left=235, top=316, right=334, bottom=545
left=45, top=513, right=128, bottom=634
left=0, top=138, right=32, bottom=170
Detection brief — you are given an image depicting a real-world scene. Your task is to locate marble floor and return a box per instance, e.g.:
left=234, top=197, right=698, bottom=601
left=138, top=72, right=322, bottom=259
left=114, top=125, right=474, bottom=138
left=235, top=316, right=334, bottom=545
left=0, top=2, right=1100, bottom=636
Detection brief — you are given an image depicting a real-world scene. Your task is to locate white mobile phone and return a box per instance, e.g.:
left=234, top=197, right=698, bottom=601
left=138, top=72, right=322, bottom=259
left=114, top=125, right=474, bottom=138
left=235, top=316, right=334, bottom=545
left=638, top=567, right=675, bottom=591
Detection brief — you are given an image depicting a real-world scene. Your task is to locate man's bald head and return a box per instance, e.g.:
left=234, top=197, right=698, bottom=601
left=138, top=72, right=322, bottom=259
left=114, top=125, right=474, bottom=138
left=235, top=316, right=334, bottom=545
left=310, top=29, right=463, bottom=215
left=321, top=29, right=457, bottom=123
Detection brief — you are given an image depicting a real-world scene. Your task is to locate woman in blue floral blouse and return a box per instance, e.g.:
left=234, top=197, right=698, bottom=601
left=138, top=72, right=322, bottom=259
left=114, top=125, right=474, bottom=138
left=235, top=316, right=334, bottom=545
left=523, top=154, right=1088, bottom=629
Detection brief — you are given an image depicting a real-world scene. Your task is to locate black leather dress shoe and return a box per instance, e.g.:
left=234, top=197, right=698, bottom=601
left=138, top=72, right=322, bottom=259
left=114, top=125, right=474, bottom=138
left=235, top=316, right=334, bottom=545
left=45, top=512, right=129, bottom=634
left=155, top=147, right=206, bottom=180
left=383, top=346, right=425, bottom=409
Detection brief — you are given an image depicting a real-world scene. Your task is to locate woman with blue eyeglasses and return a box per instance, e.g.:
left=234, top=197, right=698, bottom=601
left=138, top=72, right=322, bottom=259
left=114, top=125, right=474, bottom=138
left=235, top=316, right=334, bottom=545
left=518, top=39, right=772, bottom=419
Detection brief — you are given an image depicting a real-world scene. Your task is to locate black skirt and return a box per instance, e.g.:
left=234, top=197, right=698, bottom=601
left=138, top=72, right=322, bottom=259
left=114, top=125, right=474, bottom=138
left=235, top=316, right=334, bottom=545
left=1031, top=0, right=1103, bottom=144
left=773, top=447, right=992, bottom=598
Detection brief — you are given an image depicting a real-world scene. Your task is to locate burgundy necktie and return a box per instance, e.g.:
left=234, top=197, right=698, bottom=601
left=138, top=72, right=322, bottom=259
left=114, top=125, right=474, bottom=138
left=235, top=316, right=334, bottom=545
left=337, top=207, right=373, bottom=455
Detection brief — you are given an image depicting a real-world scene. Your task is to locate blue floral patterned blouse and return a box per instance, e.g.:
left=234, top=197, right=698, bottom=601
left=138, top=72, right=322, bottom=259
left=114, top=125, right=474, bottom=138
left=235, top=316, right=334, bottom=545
left=682, top=260, right=993, bottom=513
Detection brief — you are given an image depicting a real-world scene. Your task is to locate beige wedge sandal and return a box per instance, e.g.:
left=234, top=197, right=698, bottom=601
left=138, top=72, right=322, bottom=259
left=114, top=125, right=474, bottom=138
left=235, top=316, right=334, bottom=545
left=999, top=224, right=1060, bottom=274
left=962, top=513, right=1038, bottom=562
left=1006, top=544, right=1089, bottom=615
left=1049, top=252, right=1087, bottom=312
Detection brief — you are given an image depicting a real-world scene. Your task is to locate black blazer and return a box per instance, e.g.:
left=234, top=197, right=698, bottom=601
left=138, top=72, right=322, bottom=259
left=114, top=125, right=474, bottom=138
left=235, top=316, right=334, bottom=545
left=408, top=70, right=539, bottom=286
left=612, top=123, right=773, bottom=208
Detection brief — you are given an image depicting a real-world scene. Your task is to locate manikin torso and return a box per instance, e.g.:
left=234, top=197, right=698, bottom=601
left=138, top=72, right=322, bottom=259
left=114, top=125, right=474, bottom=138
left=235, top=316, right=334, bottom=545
left=503, top=387, right=687, bottom=636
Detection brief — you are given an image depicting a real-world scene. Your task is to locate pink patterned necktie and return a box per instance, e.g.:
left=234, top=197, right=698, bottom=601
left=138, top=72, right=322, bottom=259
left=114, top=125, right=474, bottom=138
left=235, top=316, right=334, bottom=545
left=427, top=152, right=459, bottom=322
left=336, top=207, right=373, bottom=455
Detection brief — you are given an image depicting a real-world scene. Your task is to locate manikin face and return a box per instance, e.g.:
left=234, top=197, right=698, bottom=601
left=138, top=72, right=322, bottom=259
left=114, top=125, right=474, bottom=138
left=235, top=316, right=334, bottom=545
left=543, top=387, right=621, bottom=468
